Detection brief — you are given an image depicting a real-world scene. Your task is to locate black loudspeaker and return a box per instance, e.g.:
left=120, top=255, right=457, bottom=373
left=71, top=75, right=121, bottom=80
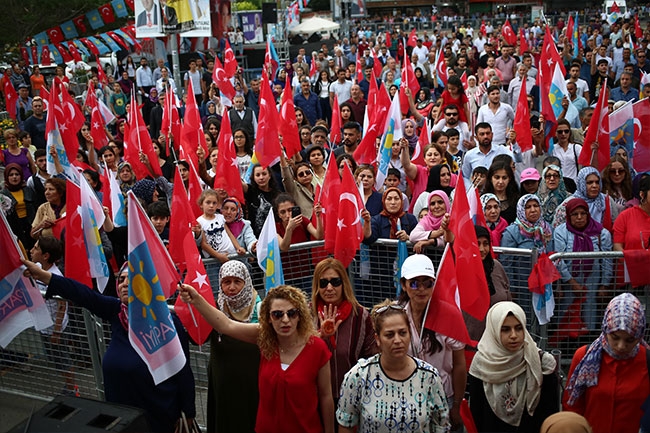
left=262, top=3, right=278, bottom=23
left=7, top=396, right=149, bottom=433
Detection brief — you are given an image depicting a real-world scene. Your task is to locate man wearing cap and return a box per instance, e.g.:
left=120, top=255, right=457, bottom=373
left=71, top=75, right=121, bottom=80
left=590, top=56, right=612, bottom=101
left=294, top=78, right=322, bottom=126
left=16, top=84, right=33, bottom=130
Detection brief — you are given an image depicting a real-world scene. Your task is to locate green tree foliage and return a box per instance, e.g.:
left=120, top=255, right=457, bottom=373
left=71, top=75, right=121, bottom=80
left=1, top=0, right=118, bottom=47
left=232, top=0, right=262, bottom=11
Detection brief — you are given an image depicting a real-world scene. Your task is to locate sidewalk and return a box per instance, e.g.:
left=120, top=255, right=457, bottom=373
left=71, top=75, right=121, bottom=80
left=0, top=391, right=49, bottom=433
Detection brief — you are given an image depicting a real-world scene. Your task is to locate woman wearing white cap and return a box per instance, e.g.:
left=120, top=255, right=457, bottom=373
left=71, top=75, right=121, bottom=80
left=398, top=254, right=466, bottom=431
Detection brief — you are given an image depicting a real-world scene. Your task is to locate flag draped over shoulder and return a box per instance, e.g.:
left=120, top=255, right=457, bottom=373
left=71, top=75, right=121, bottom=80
left=256, top=208, right=284, bottom=290
left=0, top=212, right=53, bottom=348
left=127, top=192, right=185, bottom=385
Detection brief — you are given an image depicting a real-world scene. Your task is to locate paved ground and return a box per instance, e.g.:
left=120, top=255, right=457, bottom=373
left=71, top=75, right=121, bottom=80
left=0, top=391, right=49, bottom=433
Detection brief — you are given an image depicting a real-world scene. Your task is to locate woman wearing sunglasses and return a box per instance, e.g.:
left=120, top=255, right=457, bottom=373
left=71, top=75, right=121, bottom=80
left=310, top=258, right=377, bottom=403
left=398, top=254, right=466, bottom=431
left=337, top=299, right=450, bottom=432
left=180, top=284, right=335, bottom=433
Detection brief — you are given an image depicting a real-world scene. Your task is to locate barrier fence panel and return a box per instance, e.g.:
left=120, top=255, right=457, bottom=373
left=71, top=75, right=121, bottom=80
left=2, top=245, right=648, bottom=429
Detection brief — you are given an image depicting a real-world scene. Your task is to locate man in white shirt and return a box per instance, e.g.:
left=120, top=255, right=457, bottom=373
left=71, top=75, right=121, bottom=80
left=184, top=58, right=202, bottom=99
left=477, top=85, right=515, bottom=145
left=329, top=68, right=353, bottom=105
left=135, top=57, right=154, bottom=97
left=507, top=64, right=536, bottom=108
left=566, top=63, right=590, bottom=104
left=461, top=122, right=514, bottom=181
left=412, top=39, right=429, bottom=65
left=432, top=104, right=473, bottom=151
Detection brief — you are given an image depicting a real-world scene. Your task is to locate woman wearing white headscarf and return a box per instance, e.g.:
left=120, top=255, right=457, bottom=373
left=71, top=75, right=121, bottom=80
left=207, top=261, right=261, bottom=433
left=468, top=302, right=559, bottom=432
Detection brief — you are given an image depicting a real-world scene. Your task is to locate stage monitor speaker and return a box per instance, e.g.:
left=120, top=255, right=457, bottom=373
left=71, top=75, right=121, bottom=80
left=7, top=396, right=149, bottom=433
left=262, top=3, right=278, bottom=23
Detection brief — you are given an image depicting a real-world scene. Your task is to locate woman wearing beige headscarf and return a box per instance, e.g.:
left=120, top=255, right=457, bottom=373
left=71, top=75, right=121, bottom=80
left=468, top=302, right=559, bottom=432
left=540, top=412, right=592, bottom=433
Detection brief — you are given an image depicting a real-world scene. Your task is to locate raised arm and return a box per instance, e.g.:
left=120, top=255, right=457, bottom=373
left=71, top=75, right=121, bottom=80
left=179, top=283, right=259, bottom=344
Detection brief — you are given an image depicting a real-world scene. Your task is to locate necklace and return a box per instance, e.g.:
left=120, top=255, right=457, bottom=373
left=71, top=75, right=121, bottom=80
left=279, top=339, right=301, bottom=353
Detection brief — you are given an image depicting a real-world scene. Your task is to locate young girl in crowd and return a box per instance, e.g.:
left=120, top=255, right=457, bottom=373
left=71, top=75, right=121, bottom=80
left=197, top=190, right=244, bottom=263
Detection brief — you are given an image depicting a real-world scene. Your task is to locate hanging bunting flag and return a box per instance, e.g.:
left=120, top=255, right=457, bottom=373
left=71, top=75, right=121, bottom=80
left=125, top=0, right=135, bottom=11
left=46, top=26, right=65, bottom=44
left=34, top=32, right=49, bottom=47
left=107, top=31, right=129, bottom=50
left=67, top=42, right=83, bottom=63
left=80, top=38, right=101, bottom=57
left=73, top=16, right=88, bottom=34
left=99, top=3, right=116, bottom=23
left=31, top=46, right=39, bottom=65
left=88, top=36, right=111, bottom=54
left=73, top=40, right=90, bottom=57
left=56, top=43, right=73, bottom=63
left=20, top=47, right=31, bottom=66
left=61, top=20, right=79, bottom=39
left=86, top=9, right=106, bottom=30
left=41, top=45, right=51, bottom=66
left=48, top=44, right=64, bottom=64
left=100, top=33, right=122, bottom=52
left=112, top=0, right=129, bottom=17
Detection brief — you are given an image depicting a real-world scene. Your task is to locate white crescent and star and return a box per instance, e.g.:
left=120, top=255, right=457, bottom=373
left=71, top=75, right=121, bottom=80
left=339, top=192, right=361, bottom=227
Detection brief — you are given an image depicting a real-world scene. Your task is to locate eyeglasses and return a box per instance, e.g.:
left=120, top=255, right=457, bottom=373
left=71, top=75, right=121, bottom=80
left=545, top=173, right=560, bottom=179
left=373, top=303, right=405, bottom=315
left=319, top=277, right=342, bottom=288
left=609, top=168, right=625, bottom=175
left=270, top=308, right=300, bottom=320
left=297, top=170, right=312, bottom=178
left=556, top=129, right=571, bottom=135
left=408, top=278, right=435, bottom=290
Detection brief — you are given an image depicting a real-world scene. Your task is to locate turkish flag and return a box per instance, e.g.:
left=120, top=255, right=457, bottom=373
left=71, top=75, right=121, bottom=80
left=424, top=245, right=473, bottom=345
left=565, top=16, right=574, bottom=48
left=64, top=181, right=92, bottom=287
left=528, top=252, right=561, bottom=294
left=407, top=29, right=418, bottom=47
left=213, top=110, right=245, bottom=203
left=99, top=3, right=116, bottom=23
left=161, top=90, right=181, bottom=147
left=56, top=43, right=73, bottom=63
left=333, top=164, right=365, bottom=268
left=212, top=56, right=236, bottom=101
left=400, top=56, right=419, bottom=114
left=480, top=20, right=486, bottom=36
left=124, top=0, right=134, bottom=10
left=538, top=27, right=565, bottom=149
left=279, top=75, right=302, bottom=159
left=50, top=80, right=85, bottom=161
left=502, top=20, right=517, bottom=45
left=20, top=47, right=30, bottom=66
left=66, top=42, right=82, bottom=63
left=354, top=75, right=389, bottom=164
left=385, top=31, right=391, bottom=48
left=519, top=28, right=529, bottom=54
left=413, top=120, right=428, bottom=166
left=435, top=47, right=448, bottom=87
left=169, top=167, right=196, bottom=272
left=41, top=45, right=51, bottom=66
left=255, top=70, right=282, bottom=169
left=624, top=250, right=650, bottom=286
left=125, top=92, right=162, bottom=179
left=46, top=27, right=64, bottom=44
left=80, top=38, right=100, bottom=58
left=633, top=98, right=650, bottom=173
left=330, top=94, right=341, bottom=145
left=371, top=48, right=383, bottom=79
left=73, top=16, right=87, bottom=34
left=636, top=15, right=644, bottom=39
left=31, top=45, right=39, bottom=65
left=96, top=61, right=109, bottom=85
left=611, top=1, right=620, bottom=13
left=174, top=241, right=215, bottom=345
left=578, top=81, right=609, bottom=168
left=223, top=39, right=239, bottom=78
left=513, top=77, right=533, bottom=152
left=447, top=175, right=490, bottom=320
left=86, top=83, right=109, bottom=150
left=309, top=53, right=319, bottom=78
left=107, top=31, right=129, bottom=51
left=181, top=153, right=205, bottom=219
left=322, top=152, right=342, bottom=253
left=355, top=51, right=363, bottom=83
left=3, top=79, right=17, bottom=120
left=181, top=80, right=208, bottom=156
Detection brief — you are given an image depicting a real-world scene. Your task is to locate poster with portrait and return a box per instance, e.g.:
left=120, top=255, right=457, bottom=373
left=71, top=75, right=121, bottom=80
left=210, top=0, right=231, bottom=40
left=239, top=12, right=263, bottom=44
left=161, top=0, right=197, bottom=33
left=135, top=0, right=165, bottom=37
left=181, top=0, right=211, bottom=36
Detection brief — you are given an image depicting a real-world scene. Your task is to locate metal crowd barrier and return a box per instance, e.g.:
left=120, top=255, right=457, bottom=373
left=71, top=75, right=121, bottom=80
left=1, top=242, right=646, bottom=429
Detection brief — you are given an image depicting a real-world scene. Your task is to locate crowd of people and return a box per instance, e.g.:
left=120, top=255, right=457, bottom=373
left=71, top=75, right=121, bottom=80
left=1, top=7, right=650, bottom=433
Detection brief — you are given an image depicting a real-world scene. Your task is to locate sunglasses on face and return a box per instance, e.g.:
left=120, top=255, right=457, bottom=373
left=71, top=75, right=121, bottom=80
left=297, top=171, right=312, bottom=178
left=609, top=168, right=625, bottom=175
left=270, top=308, right=300, bottom=320
left=408, top=278, right=435, bottom=290
left=319, top=277, right=342, bottom=288
left=556, top=129, right=570, bottom=135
